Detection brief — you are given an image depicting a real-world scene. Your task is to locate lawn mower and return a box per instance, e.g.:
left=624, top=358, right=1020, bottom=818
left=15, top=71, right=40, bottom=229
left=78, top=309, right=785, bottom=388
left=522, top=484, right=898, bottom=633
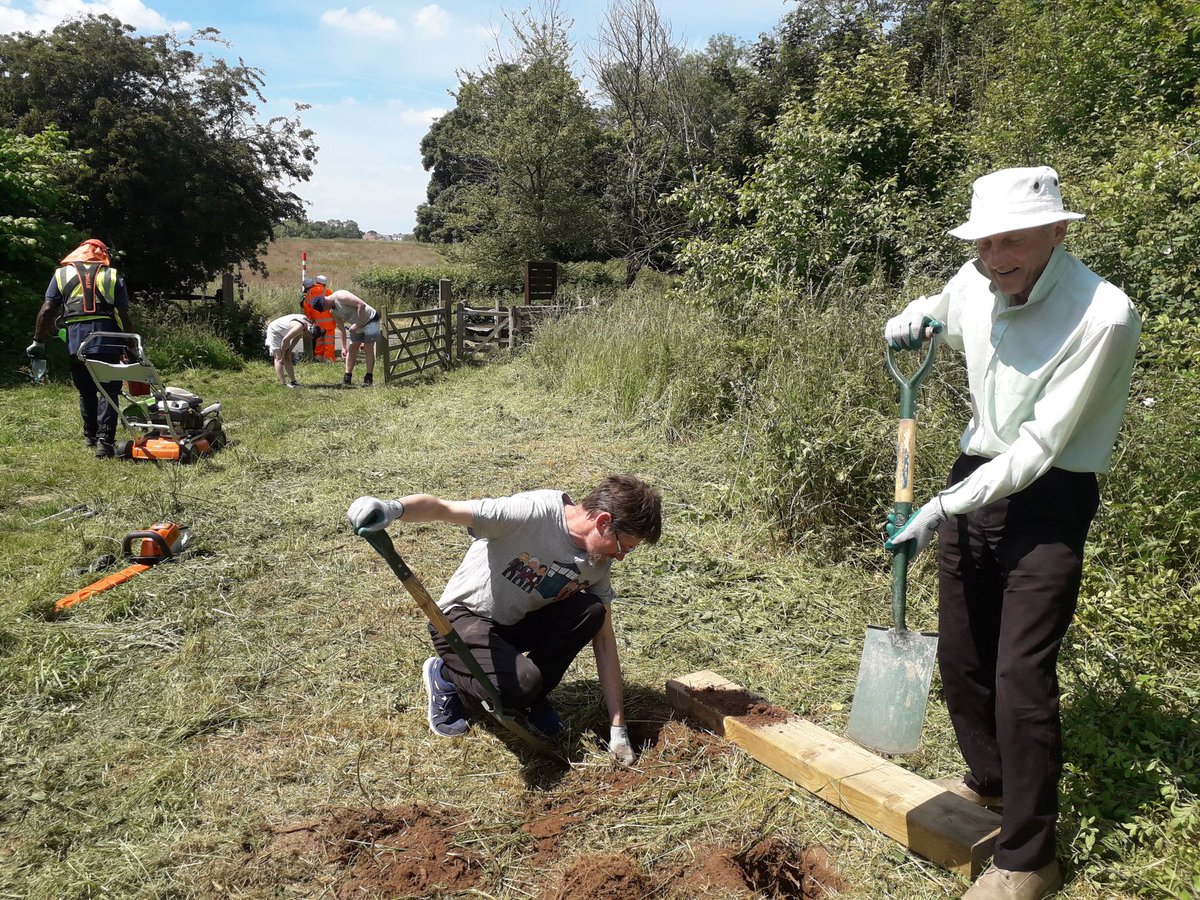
left=77, top=332, right=227, bottom=463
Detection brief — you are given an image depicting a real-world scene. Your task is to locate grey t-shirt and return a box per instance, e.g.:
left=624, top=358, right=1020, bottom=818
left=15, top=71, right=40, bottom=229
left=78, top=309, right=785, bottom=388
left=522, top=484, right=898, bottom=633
left=437, top=489, right=614, bottom=625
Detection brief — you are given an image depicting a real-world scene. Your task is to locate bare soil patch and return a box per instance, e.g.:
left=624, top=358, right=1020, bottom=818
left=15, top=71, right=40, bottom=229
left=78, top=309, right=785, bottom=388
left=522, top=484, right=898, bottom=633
left=262, top=802, right=482, bottom=899
left=255, top=717, right=844, bottom=898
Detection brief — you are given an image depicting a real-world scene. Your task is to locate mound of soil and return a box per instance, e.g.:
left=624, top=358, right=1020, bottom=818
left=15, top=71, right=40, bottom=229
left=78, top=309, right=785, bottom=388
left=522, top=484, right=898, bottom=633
left=265, top=803, right=482, bottom=899
left=258, top=718, right=846, bottom=899
left=544, top=839, right=844, bottom=900
left=540, top=852, right=653, bottom=900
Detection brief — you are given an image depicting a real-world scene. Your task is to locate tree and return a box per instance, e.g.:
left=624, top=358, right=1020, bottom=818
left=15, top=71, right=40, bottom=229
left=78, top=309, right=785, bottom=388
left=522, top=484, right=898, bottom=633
left=0, top=127, right=86, bottom=365
left=0, top=15, right=315, bottom=294
left=413, top=106, right=486, bottom=244
left=439, top=3, right=611, bottom=277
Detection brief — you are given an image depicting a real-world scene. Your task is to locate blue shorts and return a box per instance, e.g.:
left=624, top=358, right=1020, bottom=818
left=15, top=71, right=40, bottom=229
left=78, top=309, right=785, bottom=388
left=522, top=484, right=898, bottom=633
left=346, top=318, right=381, bottom=346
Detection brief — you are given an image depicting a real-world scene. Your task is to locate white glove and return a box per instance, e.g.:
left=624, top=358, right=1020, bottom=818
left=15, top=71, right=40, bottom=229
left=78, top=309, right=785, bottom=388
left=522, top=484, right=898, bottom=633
left=347, top=496, right=405, bottom=533
left=885, top=312, right=934, bottom=350
left=609, top=725, right=635, bottom=765
left=26, top=340, right=46, bottom=358
left=885, top=497, right=948, bottom=559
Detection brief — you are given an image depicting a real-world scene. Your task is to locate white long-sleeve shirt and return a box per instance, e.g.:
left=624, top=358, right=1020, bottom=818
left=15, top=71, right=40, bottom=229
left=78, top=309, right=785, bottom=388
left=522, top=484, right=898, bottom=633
left=900, top=246, right=1140, bottom=516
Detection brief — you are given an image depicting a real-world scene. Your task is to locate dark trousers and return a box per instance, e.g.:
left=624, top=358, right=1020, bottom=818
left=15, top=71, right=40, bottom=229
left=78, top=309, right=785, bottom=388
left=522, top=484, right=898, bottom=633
left=937, top=454, right=1099, bottom=871
left=429, top=592, right=607, bottom=710
left=69, top=355, right=121, bottom=445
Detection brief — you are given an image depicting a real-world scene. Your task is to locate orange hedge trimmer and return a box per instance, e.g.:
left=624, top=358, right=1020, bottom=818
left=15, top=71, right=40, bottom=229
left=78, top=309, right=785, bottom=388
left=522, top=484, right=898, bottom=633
left=54, top=522, right=190, bottom=612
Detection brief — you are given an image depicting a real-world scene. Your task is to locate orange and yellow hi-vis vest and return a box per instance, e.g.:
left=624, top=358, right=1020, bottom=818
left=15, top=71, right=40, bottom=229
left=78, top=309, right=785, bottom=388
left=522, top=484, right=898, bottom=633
left=303, top=285, right=336, bottom=360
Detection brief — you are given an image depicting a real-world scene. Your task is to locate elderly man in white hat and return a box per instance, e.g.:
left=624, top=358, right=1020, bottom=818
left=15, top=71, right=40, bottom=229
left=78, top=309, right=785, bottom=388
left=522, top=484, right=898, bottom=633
left=883, top=167, right=1140, bottom=899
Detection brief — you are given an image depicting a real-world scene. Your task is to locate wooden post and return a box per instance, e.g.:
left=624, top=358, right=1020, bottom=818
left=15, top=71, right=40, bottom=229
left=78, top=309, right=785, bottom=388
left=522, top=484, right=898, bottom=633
left=377, top=304, right=389, bottom=384
left=440, top=279, right=452, bottom=367
left=456, top=300, right=465, bottom=360
left=220, top=272, right=234, bottom=305
left=667, top=670, right=1000, bottom=878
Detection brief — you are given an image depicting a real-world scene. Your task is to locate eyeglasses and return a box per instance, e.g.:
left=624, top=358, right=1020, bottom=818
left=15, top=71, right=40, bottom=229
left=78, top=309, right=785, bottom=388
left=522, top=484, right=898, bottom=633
left=608, top=520, right=637, bottom=555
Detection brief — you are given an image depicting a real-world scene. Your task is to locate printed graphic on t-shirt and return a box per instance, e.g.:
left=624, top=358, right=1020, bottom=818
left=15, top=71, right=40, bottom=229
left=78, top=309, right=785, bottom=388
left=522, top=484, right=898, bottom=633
left=501, top=553, right=589, bottom=601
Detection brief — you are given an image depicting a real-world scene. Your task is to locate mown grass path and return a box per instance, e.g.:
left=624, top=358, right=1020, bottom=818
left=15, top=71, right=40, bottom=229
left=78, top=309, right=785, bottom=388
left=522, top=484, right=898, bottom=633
left=0, top=357, right=1066, bottom=899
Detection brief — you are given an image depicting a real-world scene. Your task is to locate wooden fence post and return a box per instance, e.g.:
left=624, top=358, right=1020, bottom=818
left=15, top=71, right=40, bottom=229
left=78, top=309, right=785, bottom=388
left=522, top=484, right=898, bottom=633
left=377, top=304, right=389, bottom=384
left=220, top=272, right=234, bottom=305
left=456, top=300, right=465, bottom=360
left=440, top=279, right=452, bottom=366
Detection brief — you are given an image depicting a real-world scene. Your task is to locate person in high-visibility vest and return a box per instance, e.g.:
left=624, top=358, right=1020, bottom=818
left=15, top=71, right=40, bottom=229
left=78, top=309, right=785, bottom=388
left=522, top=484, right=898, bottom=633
left=29, top=239, right=134, bottom=458
left=302, top=276, right=337, bottom=360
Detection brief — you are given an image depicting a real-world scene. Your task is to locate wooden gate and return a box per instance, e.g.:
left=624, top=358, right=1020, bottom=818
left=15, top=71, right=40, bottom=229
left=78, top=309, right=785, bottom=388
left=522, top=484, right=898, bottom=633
left=456, top=300, right=512, bottom=357
left=381, top=280, right=453, bottom=383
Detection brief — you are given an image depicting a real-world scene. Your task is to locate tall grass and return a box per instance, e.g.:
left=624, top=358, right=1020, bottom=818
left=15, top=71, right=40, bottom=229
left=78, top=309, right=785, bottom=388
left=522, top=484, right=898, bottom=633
left=527, top=282, right=740, bottom=439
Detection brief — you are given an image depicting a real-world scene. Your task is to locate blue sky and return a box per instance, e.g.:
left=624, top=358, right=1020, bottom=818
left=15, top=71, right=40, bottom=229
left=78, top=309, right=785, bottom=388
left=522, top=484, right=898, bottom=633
left=1, top=1, right=793, bottom=234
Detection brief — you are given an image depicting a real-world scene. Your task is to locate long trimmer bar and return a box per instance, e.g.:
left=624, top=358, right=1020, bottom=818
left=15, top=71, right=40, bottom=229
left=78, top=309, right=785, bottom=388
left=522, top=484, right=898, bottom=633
left=55, top=523, right=189, bottom=612
left=357, top=527, right=560, bottom=759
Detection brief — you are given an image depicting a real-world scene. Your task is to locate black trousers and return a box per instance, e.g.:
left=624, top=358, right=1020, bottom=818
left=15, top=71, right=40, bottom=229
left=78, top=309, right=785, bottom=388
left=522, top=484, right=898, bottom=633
left=69, top=355, right=121, bottom=445
left=937, top=454, right=1099, bottom=871
left=428, top=592, right=607, bottom=711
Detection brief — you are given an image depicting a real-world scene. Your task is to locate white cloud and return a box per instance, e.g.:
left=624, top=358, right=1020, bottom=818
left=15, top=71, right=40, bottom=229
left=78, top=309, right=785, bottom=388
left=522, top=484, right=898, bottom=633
left=0, top=0, right=187, bottom=35
left=392, top=105, right=446, bottom=126
left=413, top=4, right=449, bottom=38
left=319, top=6, right=400, bottom=38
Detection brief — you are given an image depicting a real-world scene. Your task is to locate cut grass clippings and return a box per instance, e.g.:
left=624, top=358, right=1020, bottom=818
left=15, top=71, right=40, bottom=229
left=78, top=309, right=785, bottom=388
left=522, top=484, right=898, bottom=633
left=0, top=351, right=1123, bottom=899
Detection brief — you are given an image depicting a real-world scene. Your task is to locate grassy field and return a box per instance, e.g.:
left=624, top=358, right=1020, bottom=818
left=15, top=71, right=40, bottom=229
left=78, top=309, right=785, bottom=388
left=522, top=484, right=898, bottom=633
left=0, top=346, right=1008, bottom=900
left=245, top=237, right=446, bottom=290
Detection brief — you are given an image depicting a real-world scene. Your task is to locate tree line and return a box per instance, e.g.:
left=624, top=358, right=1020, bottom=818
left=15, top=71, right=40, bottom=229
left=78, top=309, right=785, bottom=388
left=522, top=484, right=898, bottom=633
left=416, top=0, right=1200, bottom=319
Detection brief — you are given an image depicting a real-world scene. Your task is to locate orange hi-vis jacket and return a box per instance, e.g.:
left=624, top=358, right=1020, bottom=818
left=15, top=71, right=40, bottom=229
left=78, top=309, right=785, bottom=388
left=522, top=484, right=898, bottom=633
left=303, top=285, right=337, bottom=360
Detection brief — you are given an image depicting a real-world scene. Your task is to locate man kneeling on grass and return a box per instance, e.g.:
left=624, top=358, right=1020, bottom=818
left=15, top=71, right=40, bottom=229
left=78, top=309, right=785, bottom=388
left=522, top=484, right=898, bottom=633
left=347, top=474, right=662, bottom=765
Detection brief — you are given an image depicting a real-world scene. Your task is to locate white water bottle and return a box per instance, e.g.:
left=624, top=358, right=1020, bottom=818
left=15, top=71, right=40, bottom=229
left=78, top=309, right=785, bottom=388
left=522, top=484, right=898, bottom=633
left=29, top=356, right=47, bottom=384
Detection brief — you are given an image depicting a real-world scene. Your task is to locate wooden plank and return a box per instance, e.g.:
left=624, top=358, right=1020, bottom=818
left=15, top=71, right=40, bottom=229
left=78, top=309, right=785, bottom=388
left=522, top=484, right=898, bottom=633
left=666, top=670, right=999, bottom=878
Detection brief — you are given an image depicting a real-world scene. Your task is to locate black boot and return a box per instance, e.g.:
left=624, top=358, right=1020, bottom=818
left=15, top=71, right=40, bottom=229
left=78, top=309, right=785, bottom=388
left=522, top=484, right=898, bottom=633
left=342, top=372, right=353, bottom=388
left=95, top=441, right=115, bottom=459
left=363, top=372, right=374, bottom=387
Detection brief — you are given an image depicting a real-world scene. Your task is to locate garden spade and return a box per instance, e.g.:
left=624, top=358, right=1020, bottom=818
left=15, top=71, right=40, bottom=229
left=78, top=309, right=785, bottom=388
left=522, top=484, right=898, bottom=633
left=846, top=324, right=942, bottom=755
left=357, top=527, right=561, bottom=759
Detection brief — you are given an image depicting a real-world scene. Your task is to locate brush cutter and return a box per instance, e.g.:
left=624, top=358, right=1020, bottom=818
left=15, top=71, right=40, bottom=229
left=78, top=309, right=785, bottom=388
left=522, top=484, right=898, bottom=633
left=846, top=323, right=942, bottom=755
left=55, top=522, right=190, bottom=612
left=356, top=527, right=561, bottom=759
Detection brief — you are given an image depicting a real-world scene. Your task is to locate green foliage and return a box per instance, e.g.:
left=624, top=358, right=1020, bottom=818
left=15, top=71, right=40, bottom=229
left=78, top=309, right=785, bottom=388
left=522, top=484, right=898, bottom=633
left=138, top=294, right=264, bottom=369
left=673, top=35, right=958, bottom=314
left=417, top=9, right=611, bottom=279
left=277, top=218, right=363, bottom=240
left=0, top=127, right=86, bottom=372
left=355, top=260, right=624, bottom=308
left=354, top=265, right=520, bottom=308
left=0, top=15, right=314, bottom=295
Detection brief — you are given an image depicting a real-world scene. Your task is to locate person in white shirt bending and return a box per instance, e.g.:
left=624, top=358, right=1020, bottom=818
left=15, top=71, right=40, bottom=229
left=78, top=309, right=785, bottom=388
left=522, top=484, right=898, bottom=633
left=884, top=166, right=1140, bottom=900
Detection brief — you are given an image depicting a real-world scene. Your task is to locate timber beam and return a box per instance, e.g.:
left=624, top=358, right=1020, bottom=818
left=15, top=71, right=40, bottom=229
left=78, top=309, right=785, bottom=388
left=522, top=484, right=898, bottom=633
left=666, top=669, right=1000, bottom=877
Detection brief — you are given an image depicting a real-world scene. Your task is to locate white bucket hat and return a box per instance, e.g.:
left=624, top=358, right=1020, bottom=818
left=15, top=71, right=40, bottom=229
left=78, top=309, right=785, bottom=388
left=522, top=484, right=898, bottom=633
left=949, top=166, right=1085, bottom=240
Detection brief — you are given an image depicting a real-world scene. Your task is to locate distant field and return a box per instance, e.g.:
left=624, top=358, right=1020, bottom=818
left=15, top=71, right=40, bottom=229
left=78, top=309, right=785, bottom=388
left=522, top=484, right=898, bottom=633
left=245, top=237, right=446, bottom=290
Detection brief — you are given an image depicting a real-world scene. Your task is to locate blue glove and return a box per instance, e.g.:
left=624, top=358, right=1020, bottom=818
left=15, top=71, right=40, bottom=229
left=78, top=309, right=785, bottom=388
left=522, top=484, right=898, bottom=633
left=884, top=498, right=948, bottom=559
left=347, top=496, right=405, bottom=533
